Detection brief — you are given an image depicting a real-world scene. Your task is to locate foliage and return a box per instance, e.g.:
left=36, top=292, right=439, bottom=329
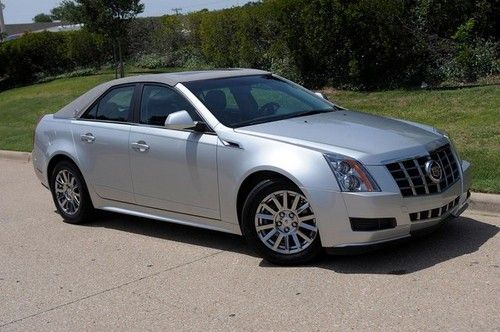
left=134, top=53, right=170, bottom=69
left=2, top=0, right=499, bottom=90
left=50, top=0, right=83, bottom=23
left=33, top=13, right=53, bottom=23
left=60, top=0, right=145, bottom=77
left=0, top=31, right=108, bottom=89
left=125, top=0, right=496, bottom=89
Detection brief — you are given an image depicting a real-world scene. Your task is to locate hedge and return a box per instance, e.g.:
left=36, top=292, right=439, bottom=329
left=1, top=0, right=498, bottom=90
left=0, top=30, right=108, bottom=89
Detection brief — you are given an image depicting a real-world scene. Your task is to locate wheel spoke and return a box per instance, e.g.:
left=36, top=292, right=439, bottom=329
left=273, top=233, right=284, bottom=250
left=284, top=234, right=290, bottom=251
left=296, top=202, right=310, bottom=214
left=291, top=194, right=300, bottom=211
left=299, top=222, right=317, bottom=232
left=256, top=213, right=273, bottom=220
left=262, top=228, right=277, bottom=242
left=271, top=195, right=282, bottom=211
left=262, top=203, right=276, bottom=215
left=298, top=215, right=315, bottom=223
left=256, top=223, right=274, bottom=232
left=282, top=192, right=288, bottom=210
left=62, top=170, right=68, bottom=183
left=291, top=233, right=301, bottom=249
left=297, top=230, right=313, bottom=243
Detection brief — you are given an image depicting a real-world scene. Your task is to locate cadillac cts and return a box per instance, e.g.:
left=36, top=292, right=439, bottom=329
left=33, top=69, right=471, bottom=265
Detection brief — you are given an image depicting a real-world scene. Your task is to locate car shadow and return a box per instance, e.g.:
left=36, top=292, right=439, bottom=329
left=261, top=215, right=498, bottom=274
left=81, top=211, right=498, bottom=274
left=83, top=211, right=259, bottom=258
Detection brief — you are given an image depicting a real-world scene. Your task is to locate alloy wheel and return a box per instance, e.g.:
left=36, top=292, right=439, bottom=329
left=54, top=169, right=81, bottom=216
left=255, top=190, right=318, bottom=254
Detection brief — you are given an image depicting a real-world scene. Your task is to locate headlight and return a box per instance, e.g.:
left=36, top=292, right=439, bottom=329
left=324, top=153, right=380, bottom=192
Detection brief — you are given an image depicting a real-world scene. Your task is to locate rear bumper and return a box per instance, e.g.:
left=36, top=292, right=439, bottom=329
left=308, top=160, right=471, bottom=250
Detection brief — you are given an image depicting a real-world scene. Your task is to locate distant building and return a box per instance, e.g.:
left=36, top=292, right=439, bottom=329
left=3, top=22, right=82, bottom=41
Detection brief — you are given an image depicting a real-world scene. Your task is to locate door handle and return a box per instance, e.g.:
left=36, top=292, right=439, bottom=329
left=131, top=141, right=150, bottom=152
left=81, top=133, right=95, bottom=143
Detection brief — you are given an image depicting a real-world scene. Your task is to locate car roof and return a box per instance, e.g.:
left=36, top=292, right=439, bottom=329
left=109, top=68, right=270, bottom=86
left=54, top=69, right=270, bottom=119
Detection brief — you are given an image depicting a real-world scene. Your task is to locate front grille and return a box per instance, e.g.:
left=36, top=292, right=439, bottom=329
left=386, top=144, right=460, bottom=197
left=350, top=217, right=397, bottom=231
left=409, top=196, right=460, bottom=222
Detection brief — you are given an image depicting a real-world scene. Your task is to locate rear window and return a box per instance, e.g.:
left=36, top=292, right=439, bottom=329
left=82, top=85, right=135, bottom=122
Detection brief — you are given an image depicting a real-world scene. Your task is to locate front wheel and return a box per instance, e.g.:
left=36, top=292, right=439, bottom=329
left=50, top=161, right=94, bottom=224
left=242, top=179, right=323, bottom=265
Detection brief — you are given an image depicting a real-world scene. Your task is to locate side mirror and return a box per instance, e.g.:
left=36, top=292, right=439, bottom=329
left=164, top=110, right=210, bottom=132
left=165, top=110, right=195, bottom=130
left=314, top=92, right=329, bottom=100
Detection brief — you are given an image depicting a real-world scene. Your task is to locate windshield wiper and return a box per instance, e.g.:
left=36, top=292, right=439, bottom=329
left=287, top=108, right=334, bottom=119
left=232, top=108, right=335, bottom=128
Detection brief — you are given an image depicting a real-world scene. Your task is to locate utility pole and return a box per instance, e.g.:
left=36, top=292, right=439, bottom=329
left=172, top=7, right=182, bottom=15
left=0, top=0, right=6, bottom=38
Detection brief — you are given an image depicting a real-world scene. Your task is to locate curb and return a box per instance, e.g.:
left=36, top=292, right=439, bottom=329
left=0, top=150, right=31, bottom=162
left=0, top=150, right=498, bottom=214
left=469, top=192, right=500, bottom=214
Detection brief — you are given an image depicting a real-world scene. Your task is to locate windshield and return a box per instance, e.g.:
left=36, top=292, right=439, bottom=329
left=183, top=75, right=335, bottom=128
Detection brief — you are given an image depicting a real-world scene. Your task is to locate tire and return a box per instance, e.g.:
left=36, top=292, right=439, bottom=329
left=241, top=179, right=323, bottom=265
left=50, top=160, right=94, bottom=224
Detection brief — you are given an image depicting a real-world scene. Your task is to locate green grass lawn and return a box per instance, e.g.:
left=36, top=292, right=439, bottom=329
left=0, top=74, right=498, bottom=192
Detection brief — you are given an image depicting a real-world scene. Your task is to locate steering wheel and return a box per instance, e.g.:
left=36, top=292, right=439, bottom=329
left=259, top=102, right=280, bottom=115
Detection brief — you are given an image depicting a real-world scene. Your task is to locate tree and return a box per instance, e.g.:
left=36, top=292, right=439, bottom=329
left=52, top=0, right=144, bottom=78
left=33, top=13, right=53, bottom=23
left=50, top=0, right=82, bottom=23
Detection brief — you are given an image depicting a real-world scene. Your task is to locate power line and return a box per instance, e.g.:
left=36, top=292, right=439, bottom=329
left=182, top=0, right=240, bottom=11
left=171, top=7, right=182, bottom=15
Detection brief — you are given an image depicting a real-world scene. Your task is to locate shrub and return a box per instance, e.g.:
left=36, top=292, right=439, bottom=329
left=0, top=30, right=110, bottom=89
left=134, top=53, right=171, bottom=69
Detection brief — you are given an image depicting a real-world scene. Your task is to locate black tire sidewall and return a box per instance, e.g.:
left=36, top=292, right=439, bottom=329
left=241, top=179, right=323, bottom=265
left=50, top=161, right=93, bottom=224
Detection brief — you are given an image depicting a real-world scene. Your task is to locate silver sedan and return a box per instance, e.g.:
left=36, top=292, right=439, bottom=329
left=32, top=69, right=471, bottom=265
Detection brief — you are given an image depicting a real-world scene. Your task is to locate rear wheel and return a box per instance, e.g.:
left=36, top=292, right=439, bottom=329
left=242, top=179, right=323, bottom=265
left=50, top=160, right=93, bottom=224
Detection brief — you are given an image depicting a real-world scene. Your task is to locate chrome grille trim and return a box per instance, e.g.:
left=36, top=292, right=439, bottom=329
left=386, top=144, right=460, bottom=197
left=413, top=159, right=430, bottom=194
left=409, top=196, right=460, bottom=221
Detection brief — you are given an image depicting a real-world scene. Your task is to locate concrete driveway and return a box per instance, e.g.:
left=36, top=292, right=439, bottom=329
left=0, top=158, right=498, bottom=331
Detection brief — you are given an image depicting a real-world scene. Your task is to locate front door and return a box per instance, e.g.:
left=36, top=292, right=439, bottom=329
left=129, top=84, right=220, bottom=219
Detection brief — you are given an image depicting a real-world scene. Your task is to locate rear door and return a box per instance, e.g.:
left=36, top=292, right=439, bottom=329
left=72, top=84, right=138, bottom=203
left=129, top=84, right=220, bottom=219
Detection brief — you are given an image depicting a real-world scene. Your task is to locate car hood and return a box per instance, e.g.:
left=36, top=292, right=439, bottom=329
left=234, top=110, right=447, bottom=165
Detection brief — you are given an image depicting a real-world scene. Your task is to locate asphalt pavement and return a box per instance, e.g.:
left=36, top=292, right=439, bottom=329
left=0, top=158, right=498, bottom=331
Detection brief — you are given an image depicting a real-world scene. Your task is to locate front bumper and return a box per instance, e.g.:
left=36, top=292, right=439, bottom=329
left=306, top=160, right=471, bottom=249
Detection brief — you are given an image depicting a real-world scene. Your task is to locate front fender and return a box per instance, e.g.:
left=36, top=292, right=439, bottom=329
left=217, top=131, right=340, bottom=227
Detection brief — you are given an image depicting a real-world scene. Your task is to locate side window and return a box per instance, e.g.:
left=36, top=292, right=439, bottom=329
left=140, top=85, right=200, bottom=126
left=82, top=86, right=135, bottom=122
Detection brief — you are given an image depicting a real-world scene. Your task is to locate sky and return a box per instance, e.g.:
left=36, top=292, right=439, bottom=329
left=1, top=0, right=243, bottom=24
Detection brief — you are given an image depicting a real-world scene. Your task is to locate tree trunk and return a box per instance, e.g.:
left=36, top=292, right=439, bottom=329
left=112, top=42, right=118, bottom=79
left=118, top=39, right=124, bottom=78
